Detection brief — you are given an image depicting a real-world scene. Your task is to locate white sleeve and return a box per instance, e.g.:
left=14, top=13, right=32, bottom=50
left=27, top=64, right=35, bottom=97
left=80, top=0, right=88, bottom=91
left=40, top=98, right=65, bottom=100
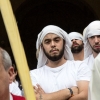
left=77, top=62, right=91, bottom=81
left=30, top=70, right=38, bottom=86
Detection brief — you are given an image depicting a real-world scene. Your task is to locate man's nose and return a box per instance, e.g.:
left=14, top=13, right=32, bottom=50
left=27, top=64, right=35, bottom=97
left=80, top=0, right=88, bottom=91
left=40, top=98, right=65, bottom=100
left=94, top=37, right=99, bottom=43
left=51, top=41, right=55, bottom=47
left=72, top=39, right=77, bottom=44
left=72, top=39, right=76, bottom=42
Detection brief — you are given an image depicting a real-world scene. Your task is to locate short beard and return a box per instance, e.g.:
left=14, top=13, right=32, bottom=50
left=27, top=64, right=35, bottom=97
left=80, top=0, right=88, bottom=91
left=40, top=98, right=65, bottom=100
left=88, top=41, right=100, bottom=54
left=71, top=43, right=84, bottom=53
left=91, top=46, right=100, bottom=54
left=43, top=44, right=64, bottom=61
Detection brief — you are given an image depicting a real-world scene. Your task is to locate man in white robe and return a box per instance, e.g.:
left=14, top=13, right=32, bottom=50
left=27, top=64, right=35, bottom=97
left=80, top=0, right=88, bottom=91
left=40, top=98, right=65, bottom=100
left=83, top=20, right=100, bottom=70
left=83, top=20, right=100, bottom=100
left=30, top=25, right=91, bottom=100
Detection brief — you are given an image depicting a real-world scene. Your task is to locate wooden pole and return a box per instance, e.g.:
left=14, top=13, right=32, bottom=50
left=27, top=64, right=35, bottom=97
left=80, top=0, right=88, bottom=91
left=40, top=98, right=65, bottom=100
left=0, top=0, right=36, bottom=100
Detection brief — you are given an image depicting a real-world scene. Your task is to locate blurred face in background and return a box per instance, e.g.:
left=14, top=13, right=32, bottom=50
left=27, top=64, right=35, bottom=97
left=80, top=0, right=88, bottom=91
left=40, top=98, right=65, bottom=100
left=71, top=39, right=84, bottom=53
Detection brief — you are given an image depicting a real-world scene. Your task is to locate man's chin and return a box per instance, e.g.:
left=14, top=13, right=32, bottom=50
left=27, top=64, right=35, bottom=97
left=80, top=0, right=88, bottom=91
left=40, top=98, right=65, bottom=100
left=93, top=49, right=100, bottom=53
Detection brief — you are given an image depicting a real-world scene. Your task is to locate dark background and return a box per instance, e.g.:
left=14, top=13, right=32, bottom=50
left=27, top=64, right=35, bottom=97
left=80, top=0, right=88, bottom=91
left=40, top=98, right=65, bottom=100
left=0, top=0, right=99, bottom=70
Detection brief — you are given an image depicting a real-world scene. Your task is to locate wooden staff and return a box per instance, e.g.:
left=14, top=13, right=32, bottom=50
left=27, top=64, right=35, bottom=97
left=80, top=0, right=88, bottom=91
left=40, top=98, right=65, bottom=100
left=0, top=0, right=36, bottom=100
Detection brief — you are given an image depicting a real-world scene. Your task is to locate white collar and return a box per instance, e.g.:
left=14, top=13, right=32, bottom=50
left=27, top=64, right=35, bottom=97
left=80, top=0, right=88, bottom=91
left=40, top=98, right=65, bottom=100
left=10, top=94, right=13, bottom=100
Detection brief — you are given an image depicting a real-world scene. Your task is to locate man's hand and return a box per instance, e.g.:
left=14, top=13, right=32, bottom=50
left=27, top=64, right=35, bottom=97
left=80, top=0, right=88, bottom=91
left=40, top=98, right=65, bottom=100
left=33, top=84, right=45, bottom=100
left=34, top=84, right=45, bottom=94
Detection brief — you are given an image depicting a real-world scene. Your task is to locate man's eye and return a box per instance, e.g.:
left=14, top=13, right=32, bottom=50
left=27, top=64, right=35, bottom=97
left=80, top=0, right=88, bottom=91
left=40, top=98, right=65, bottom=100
left=55, top=39, right=60, bottom=42
left=55, top=39, right=59, bottom=41
left=45, top=40, right=50, bottom=44
left=97, top=35, right=100, bottom=38
left=90, top=36, right=94, bottom=39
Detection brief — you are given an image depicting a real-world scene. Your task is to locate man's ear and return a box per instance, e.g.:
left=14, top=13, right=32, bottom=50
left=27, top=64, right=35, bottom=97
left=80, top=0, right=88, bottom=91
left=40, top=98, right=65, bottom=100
left=7, top=66, right=15, bottom=84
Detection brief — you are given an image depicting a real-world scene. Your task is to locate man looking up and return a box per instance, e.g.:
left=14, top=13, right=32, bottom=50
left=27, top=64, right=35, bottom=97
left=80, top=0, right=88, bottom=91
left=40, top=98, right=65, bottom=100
left=69, top=32, right=84, bottom=60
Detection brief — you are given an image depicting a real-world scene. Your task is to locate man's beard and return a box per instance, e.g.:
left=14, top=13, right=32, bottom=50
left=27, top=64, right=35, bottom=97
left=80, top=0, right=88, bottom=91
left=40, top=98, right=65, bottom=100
left=43, top=46, right=64, bottom=61
left=71, top=43, right=84, bottom=53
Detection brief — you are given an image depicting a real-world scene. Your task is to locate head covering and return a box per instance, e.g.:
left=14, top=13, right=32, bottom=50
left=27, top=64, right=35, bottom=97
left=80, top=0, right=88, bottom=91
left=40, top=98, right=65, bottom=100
left=36, top=25, right=74, bottom=68
left=69, top=32, right=83, bottom=41
left=83, top=20, right=100, bottom=59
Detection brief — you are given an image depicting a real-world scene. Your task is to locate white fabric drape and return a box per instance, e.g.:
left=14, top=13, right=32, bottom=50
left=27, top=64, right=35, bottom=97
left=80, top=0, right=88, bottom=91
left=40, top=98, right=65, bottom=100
left=36, top=25, right=74, bottom=68
left=69, top=32, right=83, bottom=41
left=88, top=53, right=100, bottom=100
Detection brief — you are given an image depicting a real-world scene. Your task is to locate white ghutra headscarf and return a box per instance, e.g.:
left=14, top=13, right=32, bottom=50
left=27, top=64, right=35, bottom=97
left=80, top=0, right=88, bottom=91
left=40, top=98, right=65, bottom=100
left=36, top=25, right=74, bottom=68
left=83, top=20, right=100, bottom=59
left=69, top=32, right=83, bottom=41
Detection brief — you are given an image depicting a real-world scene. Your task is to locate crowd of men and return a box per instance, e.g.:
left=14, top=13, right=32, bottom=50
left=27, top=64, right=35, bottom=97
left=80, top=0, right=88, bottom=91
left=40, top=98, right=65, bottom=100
left=0, top=20, right=100, bottom=100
